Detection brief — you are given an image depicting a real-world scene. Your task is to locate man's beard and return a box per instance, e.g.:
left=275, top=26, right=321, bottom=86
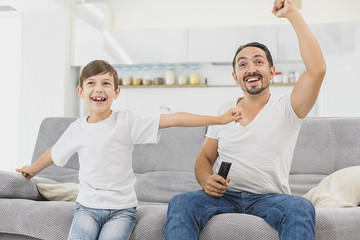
left=240, top=73, right=270, bottom=95
left=244, top=81, right=270, bottom=95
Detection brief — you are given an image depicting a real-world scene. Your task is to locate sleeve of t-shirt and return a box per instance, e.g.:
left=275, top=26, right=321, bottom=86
left=51, top=121, right=79, bottom=167
left=128, top=112, right=161, bottom=144
left=282, top=90, right=304, bottom=130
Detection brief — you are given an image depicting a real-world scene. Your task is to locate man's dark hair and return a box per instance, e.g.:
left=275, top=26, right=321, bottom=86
left=232, top=42, right=274, bottom=73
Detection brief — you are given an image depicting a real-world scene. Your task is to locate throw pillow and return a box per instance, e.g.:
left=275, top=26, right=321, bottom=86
left=37, top=183, right=79, bottom=202
left=303, top=166, right=360, bottom=208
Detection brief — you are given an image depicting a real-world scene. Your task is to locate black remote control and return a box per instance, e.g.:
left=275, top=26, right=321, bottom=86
left=217, top=161, right=232, bottom=182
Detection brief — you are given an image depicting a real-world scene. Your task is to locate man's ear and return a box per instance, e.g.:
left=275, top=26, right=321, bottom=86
left=270, top=66, right=276, bottom=81
left=77, top=86, right=84, bottom=99
left=232, top=72, right=240, bottom=85
left=114, top=86, right=120, bottom=99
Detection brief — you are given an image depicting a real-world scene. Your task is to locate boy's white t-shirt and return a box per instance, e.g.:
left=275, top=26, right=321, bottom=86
left=206, top=91, right=303, bottom=195
left=51, top=110, right=161, bottom=209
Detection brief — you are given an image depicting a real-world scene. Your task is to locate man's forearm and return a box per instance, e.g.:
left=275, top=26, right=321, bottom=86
left=195, top=156, right=214, bottom=189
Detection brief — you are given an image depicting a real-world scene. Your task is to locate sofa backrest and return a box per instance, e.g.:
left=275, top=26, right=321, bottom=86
left=32, top=117, right=360, bottom=200
left=291, top=117, right=360, bottom=175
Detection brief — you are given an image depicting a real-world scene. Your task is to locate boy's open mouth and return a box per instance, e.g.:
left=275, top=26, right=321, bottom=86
left=91, top=97, right=106, bottom=102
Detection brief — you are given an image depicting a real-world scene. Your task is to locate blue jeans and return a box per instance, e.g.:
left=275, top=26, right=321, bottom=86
left=165, top=190, right=315, bottom=240
left=68, top=203, right=137, bottom=240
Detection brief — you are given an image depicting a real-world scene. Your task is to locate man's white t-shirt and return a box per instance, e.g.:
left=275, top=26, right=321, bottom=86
left=51, top=110, right=161, bottom=209
left=206, top=91, right=303, bottom=195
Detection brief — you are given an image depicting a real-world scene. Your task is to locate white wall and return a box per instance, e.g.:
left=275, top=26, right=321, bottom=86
left=110, top=0, right=360, bottom=30
left=0, top=11, right=21, bottom=171
left=17, top=6, right=69, bottom=168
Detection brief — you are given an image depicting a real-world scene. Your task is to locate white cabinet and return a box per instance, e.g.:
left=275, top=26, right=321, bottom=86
left=187, top=26, right=278, bottom=63
left=107, top=29, right=188, bottom=64
left=277, top=25, right=301, bottom=61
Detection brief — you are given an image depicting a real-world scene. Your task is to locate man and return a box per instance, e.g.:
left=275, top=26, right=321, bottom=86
left=164, top=0, right=326, bottom=239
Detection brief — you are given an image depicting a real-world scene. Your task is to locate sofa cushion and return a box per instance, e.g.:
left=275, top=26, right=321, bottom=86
left=135, top=171, right=201, bottom=204
left=37, top=183, right=79, bottom=202
left=0, top=199, right=75, bottom=240
left=304, top=166, right=360, bottom=208
left=132, top=126, right=206, bottom=173
left=0, top=171, right=57, bottom=200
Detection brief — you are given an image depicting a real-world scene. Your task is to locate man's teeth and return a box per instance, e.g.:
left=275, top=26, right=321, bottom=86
left=247, top=78, right=259, bottom=82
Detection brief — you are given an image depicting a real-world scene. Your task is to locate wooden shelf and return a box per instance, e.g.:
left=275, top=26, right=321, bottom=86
left=120, top=83, right=295, bottom=88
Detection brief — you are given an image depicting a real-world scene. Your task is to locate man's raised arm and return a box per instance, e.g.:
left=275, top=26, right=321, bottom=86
left=273, top=0, right=326, bottom=118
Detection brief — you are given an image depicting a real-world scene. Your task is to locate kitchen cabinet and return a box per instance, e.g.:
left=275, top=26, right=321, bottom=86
left=277, top=22, right=359, bottom=61
left=106, top=29, right=187, bottom=64
left=277, top=25, right=301, bottom=61
left=187, top=25, right=278, bottom=63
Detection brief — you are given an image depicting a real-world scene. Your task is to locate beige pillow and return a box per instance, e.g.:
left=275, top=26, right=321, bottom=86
left=37, top=183, right=79, bottom=202
left=303, top=166, right=360, bottom=208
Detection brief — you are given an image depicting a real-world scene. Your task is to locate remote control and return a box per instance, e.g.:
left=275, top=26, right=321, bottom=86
left=217, top=161, right=232, bottom=182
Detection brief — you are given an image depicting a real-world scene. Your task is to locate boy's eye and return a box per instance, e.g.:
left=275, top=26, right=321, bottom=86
left=104, top=82, right=111, bottom=85
left=87, top=81, right=94, bottom=85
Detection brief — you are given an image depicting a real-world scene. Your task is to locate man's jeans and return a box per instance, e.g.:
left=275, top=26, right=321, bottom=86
left=165, top=190, right=315, bottom=240
left=68, top=202, right=136, bottom=240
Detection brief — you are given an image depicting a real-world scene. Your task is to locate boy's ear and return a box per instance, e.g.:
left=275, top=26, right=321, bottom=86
left=77, top=86, right=84, bottom=99
left=114, top=86, right=120, bottom=99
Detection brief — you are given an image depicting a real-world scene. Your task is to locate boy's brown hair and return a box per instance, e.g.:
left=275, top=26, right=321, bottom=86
left=79, top=60, right=119, bottom=90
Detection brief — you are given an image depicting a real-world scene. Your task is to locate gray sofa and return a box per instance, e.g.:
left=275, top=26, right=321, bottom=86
left=1, top=117, right=360, bottom=240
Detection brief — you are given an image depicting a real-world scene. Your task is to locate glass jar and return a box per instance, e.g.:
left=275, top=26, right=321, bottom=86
left=178, top=65, right=189, bottom=85
left=154, top=66, right=164, bottom=85
left=142, top=66, right=153, bottom=85
left=115, top=67, right=122, bottom=85
left=190, top=65, right=200, bottom=85
left=132, top=67, right=142, bottom=86
left=122, top=67, right=132, bottom=86
left=288, top=71, right=295, bottom=83
left=274, top=72, right=283, bottom=83
left=165, top=66, right=176, bottom=85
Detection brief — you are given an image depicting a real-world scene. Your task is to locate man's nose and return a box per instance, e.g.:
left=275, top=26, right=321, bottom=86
left=247, top=62, right=256, bottom=73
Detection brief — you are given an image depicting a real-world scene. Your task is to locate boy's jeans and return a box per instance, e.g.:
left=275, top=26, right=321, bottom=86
left=165, top=190, right=315, bottom=240
left=68, top=202, right=136, bottom=240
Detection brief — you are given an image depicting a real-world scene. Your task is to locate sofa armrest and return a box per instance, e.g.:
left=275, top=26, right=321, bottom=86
left=0, top=170, right=57, bottom=200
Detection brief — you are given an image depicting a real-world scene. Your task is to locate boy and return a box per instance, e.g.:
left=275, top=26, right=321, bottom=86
left=16, top=60, right=242, bottom=240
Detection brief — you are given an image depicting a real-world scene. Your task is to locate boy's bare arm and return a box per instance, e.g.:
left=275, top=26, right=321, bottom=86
left=16, top=147, right=54, bottom=179
left=159, top=108, right=243, bottom=129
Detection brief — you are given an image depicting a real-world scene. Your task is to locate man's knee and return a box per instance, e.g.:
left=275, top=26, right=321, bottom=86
left=288, top=196, right=315, bottom=220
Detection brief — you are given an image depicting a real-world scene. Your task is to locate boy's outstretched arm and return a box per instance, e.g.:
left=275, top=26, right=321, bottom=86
left=16, top=147, right=54, bottom=179
left=159, top=108, right=242, bottom=129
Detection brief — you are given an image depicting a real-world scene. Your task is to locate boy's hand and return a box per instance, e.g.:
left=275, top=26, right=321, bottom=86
left=272, top=0, right=297, bottom=18
left=221, top=107, right=243, bottom=124
left=16, top=166, right=36, bottom=179
left=203, top=174, right=230, bottom=198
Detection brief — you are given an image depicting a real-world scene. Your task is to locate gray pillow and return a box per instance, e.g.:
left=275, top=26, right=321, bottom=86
left=0, top=170, right=57, bottom=200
